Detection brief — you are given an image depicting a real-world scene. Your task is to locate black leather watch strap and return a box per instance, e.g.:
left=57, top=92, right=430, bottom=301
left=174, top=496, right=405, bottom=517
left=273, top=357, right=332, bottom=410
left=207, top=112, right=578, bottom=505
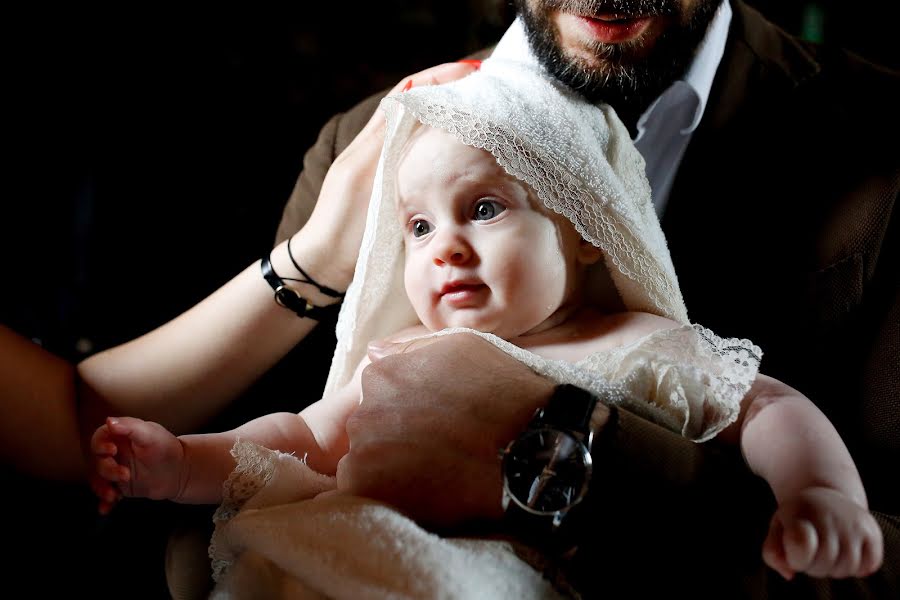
left=532, top=383, right=598, bottom=435
left=260, top=255, right=341, bottom=322
left=503, top=496, right=569, bottom=553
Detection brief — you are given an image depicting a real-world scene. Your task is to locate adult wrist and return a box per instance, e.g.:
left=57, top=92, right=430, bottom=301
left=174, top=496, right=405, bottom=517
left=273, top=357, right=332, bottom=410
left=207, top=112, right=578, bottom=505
left=289, top=227, right=356, bottom=294
left=269, top=237, right=348, bottom=307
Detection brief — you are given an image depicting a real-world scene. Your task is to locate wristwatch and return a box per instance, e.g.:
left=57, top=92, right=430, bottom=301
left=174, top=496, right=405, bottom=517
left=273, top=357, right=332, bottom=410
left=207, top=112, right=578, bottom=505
left=500, top=384, right=599, bottom=549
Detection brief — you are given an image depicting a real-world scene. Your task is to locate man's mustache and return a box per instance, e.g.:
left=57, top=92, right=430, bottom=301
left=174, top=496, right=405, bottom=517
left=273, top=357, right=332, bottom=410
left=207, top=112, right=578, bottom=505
left=540, top=0, right=679, bottom=17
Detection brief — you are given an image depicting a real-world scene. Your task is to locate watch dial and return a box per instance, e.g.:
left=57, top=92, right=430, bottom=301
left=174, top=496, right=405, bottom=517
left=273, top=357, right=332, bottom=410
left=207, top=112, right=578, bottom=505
left=504, top=428, right=591, bottom=514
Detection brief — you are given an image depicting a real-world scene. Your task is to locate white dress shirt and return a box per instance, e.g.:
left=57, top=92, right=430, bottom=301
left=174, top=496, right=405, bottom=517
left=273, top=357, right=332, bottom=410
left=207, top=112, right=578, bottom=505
left=634, top=1, right=732, bottom=216
left=493, top=2, right=732, bottom=216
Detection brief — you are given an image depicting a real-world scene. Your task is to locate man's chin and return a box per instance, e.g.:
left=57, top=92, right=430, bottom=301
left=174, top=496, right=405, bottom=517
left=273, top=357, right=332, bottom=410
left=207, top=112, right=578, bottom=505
left=517, top=0, right=722, bottom=122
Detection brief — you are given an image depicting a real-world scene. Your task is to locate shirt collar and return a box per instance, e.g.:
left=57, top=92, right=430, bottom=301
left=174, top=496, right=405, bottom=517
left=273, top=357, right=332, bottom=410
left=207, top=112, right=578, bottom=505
left=635, top=0, right=732, bottom=138
left=494, top=1, right=732, bottom=136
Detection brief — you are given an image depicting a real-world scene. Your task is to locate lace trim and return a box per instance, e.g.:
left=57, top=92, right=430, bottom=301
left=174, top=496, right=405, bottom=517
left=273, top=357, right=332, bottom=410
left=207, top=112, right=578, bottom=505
left=429, top=323, right=762, bottom=442
left=209, top=439, right=284, bottom=581
left=387, top=88, right=688, bottom=325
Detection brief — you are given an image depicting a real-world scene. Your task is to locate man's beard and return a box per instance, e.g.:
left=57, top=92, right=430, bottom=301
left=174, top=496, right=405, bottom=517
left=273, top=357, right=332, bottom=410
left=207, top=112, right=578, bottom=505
left=515, top=0, right=721, bottom=130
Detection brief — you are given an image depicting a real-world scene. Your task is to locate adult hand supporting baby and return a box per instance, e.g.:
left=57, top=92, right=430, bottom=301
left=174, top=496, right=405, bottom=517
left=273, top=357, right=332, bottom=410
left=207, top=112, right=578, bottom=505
left=291, top=61, right=481, bottom=292
left=336, top=332, right=556, bottom=529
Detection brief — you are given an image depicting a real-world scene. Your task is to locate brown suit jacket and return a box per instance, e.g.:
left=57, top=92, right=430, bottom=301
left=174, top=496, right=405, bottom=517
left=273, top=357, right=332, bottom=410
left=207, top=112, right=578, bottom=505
left=274, top=3, right=899, bottom=597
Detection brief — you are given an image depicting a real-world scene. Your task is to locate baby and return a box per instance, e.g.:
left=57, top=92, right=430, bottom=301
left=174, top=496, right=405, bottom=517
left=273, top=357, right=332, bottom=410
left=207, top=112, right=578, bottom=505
left=92, top=87, right=883, bottom=582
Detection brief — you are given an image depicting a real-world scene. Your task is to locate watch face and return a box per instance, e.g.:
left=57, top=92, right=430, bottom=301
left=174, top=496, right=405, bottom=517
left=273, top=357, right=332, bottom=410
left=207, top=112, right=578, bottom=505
left=503, top=427, right=592, bottom=515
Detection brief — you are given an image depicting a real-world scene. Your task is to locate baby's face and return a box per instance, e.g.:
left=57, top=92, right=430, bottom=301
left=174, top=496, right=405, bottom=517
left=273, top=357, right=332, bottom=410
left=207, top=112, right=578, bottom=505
left=395, top=126, right=600, bottom=339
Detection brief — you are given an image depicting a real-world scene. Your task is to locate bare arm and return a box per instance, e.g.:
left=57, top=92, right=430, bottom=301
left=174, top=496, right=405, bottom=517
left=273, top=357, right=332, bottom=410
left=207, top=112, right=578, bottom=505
left=92, top=362, right=364, bottom=507
left=184, top=352, right=368, bottom=502
left=180, top=357, right=366, bottom=503
left=728, top=374, right=866, bottom=507
left=718, top=374, right=882, bottom=579
left=77, top=239, right=331, bottom=436
left=0, top=325, right=84, bottom=480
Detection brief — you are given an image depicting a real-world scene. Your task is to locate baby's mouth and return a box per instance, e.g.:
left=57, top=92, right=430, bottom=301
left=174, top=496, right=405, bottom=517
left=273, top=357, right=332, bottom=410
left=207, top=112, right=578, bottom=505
left=439, top=281, right=489, bottom=305
left=441, top=282, right=487, bottom=295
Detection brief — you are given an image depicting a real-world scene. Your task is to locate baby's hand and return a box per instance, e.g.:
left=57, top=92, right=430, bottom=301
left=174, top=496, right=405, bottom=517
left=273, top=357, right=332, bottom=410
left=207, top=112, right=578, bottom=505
left=89, top=416, right=186, bottom=514
left=763, top=486, right=883, bottom=580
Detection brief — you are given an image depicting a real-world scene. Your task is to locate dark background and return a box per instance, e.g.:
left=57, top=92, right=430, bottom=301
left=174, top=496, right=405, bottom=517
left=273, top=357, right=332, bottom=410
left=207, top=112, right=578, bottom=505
left=2, top=1, right=898, bottom=597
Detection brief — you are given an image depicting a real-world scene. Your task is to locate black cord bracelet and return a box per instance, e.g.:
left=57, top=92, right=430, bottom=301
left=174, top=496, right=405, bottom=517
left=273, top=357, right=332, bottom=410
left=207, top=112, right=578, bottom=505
left=287, top=235, right=345, bottom=299
left=260, top=254, right=341, bottom=322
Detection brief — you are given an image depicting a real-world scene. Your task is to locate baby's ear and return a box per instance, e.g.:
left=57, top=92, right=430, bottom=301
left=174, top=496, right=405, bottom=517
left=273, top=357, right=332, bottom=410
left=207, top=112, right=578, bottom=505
left=577, top=239, right=603, bottom=265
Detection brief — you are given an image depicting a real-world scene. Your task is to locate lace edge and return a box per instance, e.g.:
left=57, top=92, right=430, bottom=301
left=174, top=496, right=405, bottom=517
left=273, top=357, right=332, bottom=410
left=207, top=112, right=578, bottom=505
left=209, top=439, right=285, bottom=582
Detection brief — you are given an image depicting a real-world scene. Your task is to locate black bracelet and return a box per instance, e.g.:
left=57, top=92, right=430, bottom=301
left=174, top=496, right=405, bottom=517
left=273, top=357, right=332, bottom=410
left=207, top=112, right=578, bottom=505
left=260, top=254, right=341, bottom=322
left=287, top=235, right=345, bottom=299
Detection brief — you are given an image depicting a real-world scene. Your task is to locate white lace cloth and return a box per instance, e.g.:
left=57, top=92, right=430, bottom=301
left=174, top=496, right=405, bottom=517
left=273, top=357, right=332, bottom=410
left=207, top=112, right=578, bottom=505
left=209, top=441, right=566, bottom=599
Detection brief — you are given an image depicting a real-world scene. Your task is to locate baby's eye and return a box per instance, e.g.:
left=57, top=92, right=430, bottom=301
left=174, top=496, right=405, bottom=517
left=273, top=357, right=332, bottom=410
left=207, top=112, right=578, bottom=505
left=473, top=199, right=506, bottom=221
left=412, top=219, right=432, bottom=238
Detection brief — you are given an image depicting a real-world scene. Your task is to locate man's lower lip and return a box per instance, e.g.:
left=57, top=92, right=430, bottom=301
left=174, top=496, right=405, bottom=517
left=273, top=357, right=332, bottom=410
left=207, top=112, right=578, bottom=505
left=576, top=15, right=652, bottom=43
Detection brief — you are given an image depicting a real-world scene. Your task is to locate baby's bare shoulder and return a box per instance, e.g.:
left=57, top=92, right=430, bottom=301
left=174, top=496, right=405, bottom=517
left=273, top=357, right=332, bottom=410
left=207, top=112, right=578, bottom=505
left=514, top=310, right=680, bottom=362
left=602, top=311, right=682, bottom=344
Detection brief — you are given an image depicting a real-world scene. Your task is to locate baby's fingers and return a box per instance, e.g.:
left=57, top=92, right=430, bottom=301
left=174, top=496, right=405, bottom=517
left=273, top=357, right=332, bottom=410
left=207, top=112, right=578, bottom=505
left=762, top=516, right=795, bottom=580
left=95, top=455, right=131, bottom=484
left=97, top=497, right=121, bottom=516
left=803, top=515, right=881, bottom=578
left=858, top=515, right=884, bottom=577
left=90, top=425, right=117, bottom=456
left=106, top=416, right=159, bottom=449
left=783, top=519, right=819, bottom=575
left=89, top=473, right=121, bottom=514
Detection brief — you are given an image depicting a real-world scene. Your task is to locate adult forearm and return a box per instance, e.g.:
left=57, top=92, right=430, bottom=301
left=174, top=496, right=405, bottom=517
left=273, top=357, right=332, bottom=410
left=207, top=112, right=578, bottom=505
left=76, top=239, right=331, bottom=435
left=0, top=325, right=85, bottom=480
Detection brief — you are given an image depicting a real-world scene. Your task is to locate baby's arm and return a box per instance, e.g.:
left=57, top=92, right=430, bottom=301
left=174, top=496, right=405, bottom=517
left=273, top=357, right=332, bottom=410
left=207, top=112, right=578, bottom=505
left=90, top=359, right=366, bottom=510
left=719, top=375, right=883, bottom=580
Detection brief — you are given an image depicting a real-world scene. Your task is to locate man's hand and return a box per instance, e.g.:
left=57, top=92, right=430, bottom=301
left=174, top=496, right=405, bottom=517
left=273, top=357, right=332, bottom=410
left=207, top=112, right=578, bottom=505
left=292, top=61, right=481, bottom=292
left=336, top=332, right=555, bottom=529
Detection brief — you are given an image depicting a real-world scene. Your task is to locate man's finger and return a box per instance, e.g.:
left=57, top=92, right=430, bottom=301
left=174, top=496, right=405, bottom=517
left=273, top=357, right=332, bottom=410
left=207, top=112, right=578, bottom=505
left=390, top=60, right=481, bottom=95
